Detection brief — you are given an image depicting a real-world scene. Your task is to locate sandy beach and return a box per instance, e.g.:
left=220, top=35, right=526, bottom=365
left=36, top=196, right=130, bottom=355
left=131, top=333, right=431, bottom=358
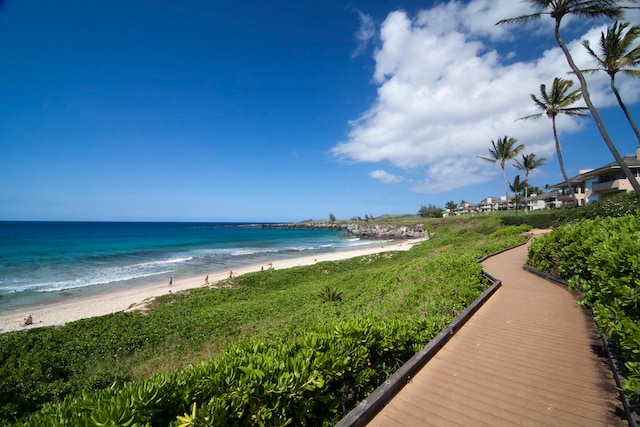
left=0, top=238, right=426, bottom=334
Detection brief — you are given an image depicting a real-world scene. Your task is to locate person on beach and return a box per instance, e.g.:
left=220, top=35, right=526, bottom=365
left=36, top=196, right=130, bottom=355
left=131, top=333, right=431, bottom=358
left=228, top=270, right=234, bottom=279
left=204, top=275, right=209, bottom=285
left=169, top=277, right=173, bottom=286
left=24, top=314, right=33, bottom=325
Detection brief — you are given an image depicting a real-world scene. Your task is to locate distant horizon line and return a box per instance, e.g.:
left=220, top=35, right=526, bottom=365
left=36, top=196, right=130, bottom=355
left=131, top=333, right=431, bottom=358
left=0, top=219, right=301, bottom=224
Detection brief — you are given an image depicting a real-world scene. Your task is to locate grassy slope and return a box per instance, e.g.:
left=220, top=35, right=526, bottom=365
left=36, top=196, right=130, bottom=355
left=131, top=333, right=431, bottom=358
left=0, top=215, right=525, bottom=423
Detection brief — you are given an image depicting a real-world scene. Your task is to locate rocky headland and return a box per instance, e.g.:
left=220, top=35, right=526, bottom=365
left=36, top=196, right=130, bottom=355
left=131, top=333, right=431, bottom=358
left=241, top=221, right=428, bottom=240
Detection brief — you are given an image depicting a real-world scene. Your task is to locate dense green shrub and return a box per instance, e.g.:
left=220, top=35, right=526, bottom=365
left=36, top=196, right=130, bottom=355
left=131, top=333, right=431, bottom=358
left=527, top=214, right=640, bottom=401
left=554, top=192, right=640, bottom=225
left=15, top=315, right=445, bottom=427
left=501, top=212, right=557, bottom=229
left=490, top=224, right=531, bottom=237
left=317, top=286, right=343, bottom=303
left=502, top=193, right=640, bottom=229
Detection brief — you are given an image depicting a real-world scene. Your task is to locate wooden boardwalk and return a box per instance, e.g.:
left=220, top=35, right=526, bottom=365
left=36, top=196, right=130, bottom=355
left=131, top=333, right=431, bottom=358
left=366, top=237, right=626, bottom=426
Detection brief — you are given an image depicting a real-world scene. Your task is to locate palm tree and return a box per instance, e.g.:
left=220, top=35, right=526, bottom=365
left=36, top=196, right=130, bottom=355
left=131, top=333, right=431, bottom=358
left=517, top=78, right=587, bottom=206
left=528, top=184, right=545, bottom=196
left=497, top=0, right=640, bottom=198
left=477, top=135, right=525, bottom=213
left=514, top=153, right=547, bottom=213
left=510, top=174, right=529, bottom=216
left=581, top=21, right=640, bottom=143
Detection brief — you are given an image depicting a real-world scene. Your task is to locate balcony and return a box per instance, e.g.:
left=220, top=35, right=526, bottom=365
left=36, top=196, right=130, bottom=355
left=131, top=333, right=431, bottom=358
left=592, top=179, right=633, bottom=194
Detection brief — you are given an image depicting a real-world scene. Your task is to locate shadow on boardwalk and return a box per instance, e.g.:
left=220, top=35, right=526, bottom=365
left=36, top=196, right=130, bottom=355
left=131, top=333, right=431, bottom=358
left=363, top=234, right=626, bottom=426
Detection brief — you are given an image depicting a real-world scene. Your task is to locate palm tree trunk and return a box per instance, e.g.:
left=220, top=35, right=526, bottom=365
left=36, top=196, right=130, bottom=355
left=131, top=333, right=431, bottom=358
left=554, top=21, right=640, bottom=198
left=524, top=172, right=529, bottom=214
left=611, top=75, right=640, bottom=144
left=502, top=167, right=510, bottom=213
left=553, top=117, right=579, bottom=206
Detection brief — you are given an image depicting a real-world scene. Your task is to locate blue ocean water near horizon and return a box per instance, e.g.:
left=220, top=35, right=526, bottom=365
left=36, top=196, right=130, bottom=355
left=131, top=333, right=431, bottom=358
left=0, top=221, right=381, bottom=310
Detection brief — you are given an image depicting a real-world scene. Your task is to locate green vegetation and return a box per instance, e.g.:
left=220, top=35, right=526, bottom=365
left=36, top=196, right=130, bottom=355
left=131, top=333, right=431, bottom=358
left=501, top=210, right=557, bottom=229
left=417, top=204, right=443, bottom=218
left=527, top=213, right=640, bottom=402
left=501, top=192, right=640, bottom=229
left=0, top=216, right=525, bottom=426
left=553, top=192, right=640, bottom=225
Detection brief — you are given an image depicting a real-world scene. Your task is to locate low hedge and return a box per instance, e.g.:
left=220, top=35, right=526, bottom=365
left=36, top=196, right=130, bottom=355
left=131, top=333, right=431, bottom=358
left=501, top=212, right=557, bottom=229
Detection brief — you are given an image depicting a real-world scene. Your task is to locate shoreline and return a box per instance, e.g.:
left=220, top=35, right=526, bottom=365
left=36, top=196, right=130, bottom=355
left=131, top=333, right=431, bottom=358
left=0, top=238, right=427, bottom=334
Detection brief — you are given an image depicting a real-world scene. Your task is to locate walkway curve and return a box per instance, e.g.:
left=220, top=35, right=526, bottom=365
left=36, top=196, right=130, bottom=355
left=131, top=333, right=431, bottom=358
left=364, top=234, right=626, bottom=426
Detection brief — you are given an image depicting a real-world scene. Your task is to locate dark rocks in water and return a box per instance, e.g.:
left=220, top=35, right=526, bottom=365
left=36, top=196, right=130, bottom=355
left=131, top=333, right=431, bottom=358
left=236, top=222, right=346, bottom=231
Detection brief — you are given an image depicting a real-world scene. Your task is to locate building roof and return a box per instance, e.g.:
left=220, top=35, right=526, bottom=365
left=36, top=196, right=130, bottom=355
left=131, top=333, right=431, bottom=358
left=527, top=191, right=560, bottom=201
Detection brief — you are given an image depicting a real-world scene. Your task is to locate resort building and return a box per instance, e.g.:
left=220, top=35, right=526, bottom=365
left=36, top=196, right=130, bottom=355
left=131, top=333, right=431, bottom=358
left=526, top=191, right=562, bottom=211
left=551, top=147, right=640, bottom=205
left=455, top=201, right=476, bottom=215
left=477, top=197, right=500, bottom=213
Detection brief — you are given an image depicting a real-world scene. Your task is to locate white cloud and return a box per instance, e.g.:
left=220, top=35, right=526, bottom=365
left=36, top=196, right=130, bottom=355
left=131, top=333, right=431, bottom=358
left=369, top=169, right=404, bottom=183
left=352, top=9, right=376, bottom=58
left=415, top=0, right=537, bottom=41
left=332, top=0, right=615, bottom=194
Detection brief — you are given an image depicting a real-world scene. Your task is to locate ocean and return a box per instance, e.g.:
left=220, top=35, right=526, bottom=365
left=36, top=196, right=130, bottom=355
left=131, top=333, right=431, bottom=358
left=0, top=221, right=380, bottom=310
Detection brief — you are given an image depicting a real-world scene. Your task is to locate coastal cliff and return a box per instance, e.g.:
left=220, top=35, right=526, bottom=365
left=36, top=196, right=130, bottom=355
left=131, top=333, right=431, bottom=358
left=345, top=223, right=428, bottom=240
left=240, top=222, right=428, bottom=240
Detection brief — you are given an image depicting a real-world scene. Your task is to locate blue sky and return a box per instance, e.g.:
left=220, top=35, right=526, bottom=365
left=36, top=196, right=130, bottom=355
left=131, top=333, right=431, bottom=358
left=1, top=1, right=639, bottom=222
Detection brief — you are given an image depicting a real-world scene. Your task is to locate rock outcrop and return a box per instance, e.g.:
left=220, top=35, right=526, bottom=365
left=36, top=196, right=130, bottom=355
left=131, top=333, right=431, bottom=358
left=345, top=223, right=428, bottom=240
left=237, top=222, right=428, bottom=240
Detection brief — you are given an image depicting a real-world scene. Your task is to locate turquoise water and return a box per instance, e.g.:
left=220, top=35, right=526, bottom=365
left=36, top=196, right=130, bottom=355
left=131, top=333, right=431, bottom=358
left=0, top=222, right=377, bottom=310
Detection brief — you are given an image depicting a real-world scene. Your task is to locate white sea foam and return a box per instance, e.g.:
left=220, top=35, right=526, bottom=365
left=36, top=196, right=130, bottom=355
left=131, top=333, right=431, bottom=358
left=13, top=266, right=176, bottom=293
left=0, top=222, right=353, bottom=309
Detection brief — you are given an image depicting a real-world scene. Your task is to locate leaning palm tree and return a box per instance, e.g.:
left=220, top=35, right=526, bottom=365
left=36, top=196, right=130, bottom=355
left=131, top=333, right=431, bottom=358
left=581, top=21, right=640, bottom=143
left=497, top=0, right=640, bottom=197
left=517, top=78, right=587, bottom=206
left=514, top=153, right=547, bottom=213
left=510, top=174, right=529, bottom=216
left=477, top=135, right=525, bottom=213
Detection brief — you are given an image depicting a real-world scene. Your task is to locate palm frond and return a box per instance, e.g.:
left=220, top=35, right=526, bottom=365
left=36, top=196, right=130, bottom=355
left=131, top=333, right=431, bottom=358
left=496, top=13, right=544, bottom=26
left=516, top=113, right=544, bottom=121
left=519, top=77, right=586, bottom=122
left=561, top=107, right=590, bottom=116
left=477, top=155, right=497, bottom=163
left=569, top=0, right=625, bottom=20
left=577, top=67, right=604, bottom=75
left=581, top=21, right=640, bottom=79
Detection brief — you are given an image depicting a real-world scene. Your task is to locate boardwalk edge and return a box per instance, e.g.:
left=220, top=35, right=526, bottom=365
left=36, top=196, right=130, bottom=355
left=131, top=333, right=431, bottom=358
left=524, top=264, right=640, bottom=427
left=333, top=235, right=534, bottom=427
